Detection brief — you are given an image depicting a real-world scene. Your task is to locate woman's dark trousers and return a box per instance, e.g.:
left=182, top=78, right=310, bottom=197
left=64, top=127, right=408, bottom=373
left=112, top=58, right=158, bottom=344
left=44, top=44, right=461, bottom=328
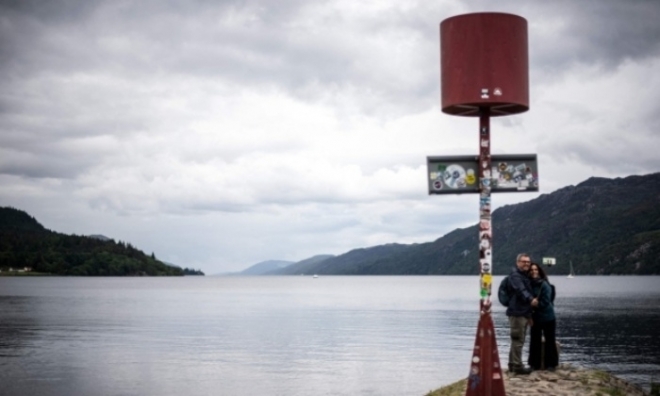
left=528, top=319, right=558, bottom=370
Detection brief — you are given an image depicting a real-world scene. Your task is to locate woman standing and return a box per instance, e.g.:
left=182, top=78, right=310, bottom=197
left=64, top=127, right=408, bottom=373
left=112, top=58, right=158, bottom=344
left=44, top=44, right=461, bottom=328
left=528, top=263, right=558, bottom=371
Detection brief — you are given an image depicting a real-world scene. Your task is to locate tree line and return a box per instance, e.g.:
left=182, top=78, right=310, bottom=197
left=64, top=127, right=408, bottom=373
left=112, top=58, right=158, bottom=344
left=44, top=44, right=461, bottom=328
left=0, top=207, right=202, bottom=276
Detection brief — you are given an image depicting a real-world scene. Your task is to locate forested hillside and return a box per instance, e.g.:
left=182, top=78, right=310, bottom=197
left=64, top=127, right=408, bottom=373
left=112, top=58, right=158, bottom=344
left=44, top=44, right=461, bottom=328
left=268, top=173, right=660, bottom=276
left=0, top=207, right=184, bottom=276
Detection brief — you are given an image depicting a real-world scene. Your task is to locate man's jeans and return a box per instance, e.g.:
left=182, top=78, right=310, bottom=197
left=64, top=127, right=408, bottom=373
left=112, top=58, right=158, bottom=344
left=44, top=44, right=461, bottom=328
left=508, top=316, right=528, bottom=370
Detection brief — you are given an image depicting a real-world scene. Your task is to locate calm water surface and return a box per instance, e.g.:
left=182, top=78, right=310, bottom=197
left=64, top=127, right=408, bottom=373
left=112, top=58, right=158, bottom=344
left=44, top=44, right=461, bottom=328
left=1, top=276, right=659, bottom=396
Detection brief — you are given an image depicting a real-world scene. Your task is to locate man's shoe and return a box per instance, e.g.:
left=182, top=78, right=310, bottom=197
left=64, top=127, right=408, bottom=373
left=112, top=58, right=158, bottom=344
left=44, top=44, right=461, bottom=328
left=513, top=367, right=533, bottom=375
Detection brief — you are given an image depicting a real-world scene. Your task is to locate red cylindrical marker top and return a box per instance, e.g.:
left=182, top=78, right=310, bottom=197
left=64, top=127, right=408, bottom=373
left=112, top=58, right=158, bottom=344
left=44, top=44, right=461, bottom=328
left=441, top=13, right=529, bottom=117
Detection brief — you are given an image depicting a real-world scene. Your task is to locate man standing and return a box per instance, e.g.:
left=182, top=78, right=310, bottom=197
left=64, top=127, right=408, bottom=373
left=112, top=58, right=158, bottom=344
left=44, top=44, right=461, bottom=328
left=507, top=253, right=538, bottom=374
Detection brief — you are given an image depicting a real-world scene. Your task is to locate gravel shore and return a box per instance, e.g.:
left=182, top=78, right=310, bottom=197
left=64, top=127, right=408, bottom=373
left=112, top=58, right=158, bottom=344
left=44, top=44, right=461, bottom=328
left=425, top=364, right=651, bottom=396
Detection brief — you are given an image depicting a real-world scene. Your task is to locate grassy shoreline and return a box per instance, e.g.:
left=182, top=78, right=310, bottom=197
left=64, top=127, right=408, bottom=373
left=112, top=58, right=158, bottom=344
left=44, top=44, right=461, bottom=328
left=0, top=271, right=54, bottom=276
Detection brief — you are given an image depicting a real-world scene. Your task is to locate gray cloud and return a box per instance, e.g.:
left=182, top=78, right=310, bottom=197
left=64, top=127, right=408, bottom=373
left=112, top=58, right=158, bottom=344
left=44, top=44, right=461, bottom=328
left=1, top=0, right=443, bottom=118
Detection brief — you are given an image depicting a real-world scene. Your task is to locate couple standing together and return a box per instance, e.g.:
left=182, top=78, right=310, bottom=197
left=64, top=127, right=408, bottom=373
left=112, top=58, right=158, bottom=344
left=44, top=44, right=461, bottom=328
left=506, top=253, right=558, bottom=374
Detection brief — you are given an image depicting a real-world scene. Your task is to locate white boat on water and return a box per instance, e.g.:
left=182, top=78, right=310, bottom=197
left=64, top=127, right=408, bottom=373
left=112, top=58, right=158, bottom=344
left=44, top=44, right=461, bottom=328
left=567, top=261, right=575, bottom=279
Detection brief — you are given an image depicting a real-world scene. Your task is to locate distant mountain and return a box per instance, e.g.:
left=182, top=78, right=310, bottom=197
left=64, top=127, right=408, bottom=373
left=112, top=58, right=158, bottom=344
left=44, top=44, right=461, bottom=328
left=269, top=173, right=660, bottom=276
left=239, top=260, right=294, bottom=275
left=268, top=254, right=334, bottom=275
left=0, top=206, right=184, bottom=276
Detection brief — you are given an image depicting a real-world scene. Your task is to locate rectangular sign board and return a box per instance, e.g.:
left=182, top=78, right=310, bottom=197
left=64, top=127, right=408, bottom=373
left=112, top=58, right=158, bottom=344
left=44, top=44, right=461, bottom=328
left=542, top=257, right=556, bottom=266
left=427, top=154, right=539, bottom=195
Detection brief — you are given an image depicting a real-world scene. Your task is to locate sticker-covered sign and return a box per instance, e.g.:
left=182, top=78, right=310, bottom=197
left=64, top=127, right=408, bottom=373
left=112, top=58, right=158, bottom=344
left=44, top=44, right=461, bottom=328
left=427, top=154, right=539, bottom=195
left=427, top=156, right=480, bottom=194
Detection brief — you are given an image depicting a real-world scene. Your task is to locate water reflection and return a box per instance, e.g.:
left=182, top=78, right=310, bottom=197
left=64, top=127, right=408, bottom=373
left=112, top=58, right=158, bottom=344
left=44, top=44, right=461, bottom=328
left=0, top=276, right=658, bottom=396
left=0, top=296, right=39, bottom=357
left=558, top=296, right=660, bottom=388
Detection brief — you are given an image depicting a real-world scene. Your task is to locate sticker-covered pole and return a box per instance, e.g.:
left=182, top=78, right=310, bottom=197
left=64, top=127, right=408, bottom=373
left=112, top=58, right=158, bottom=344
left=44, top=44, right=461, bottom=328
left=465, top=108, right=505, bottom=396
left=478, top=108, right=493, bottom=308
left=437, top=12, right=531, bottom=395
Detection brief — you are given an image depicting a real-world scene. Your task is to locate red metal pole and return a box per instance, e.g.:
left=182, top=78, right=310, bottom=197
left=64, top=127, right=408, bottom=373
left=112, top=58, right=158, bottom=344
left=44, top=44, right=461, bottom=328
left=465, top=108, right=506, bottom=396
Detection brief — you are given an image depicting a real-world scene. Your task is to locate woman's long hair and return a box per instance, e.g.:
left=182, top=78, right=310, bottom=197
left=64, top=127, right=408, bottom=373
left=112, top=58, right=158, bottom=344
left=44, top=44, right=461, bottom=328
left=531, top=263, right=548, bottom=281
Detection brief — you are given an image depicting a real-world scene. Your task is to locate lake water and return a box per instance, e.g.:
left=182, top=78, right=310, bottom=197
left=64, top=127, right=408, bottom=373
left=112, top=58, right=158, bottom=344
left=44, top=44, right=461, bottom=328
left=1, top=276, right=659, bottom=396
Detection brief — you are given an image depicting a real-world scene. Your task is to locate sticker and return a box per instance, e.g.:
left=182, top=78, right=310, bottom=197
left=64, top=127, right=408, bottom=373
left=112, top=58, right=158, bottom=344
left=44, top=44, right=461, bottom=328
left=479, top=235, right=491, bottom=250
left=466, top=169, right=476, bottom=185
left=493, top=373, right=501, bottom=379
left=479, top=220, right=490, bottom=231
left=482, top=274, right=492, bottom=285
left=481, top=88, right=489, bottom=99
left=432, top=180, right=443, bottom=190
left=492, top=161, right=538, bottom=189
left=480, top=249, right=492, bottom=262
left=472, top=356, right=481, bottom=364
left=442, top=164, right=467, bottom=189
left=436, top=164, right=447, bottom=172
left=480, top=139, right=489, bottom=148
left=480, top=126, right=488, bottom=135
left=494, top=87, right=502, bottom=96
left=471, top=366, right=480, bottom=375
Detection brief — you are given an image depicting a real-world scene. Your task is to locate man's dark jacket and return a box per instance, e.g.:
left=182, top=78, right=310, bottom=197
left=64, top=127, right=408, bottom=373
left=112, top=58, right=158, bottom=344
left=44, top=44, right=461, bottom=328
left=506, top=266, right=534, bottom=317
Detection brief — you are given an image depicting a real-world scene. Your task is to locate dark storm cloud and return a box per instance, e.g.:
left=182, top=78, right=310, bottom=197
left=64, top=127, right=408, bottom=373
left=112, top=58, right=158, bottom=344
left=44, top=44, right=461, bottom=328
left=548, top=0, right=660, bottom=68
left=1, top=0, right=340, bottom=81
left=471, top=0, right=660, bottom=75
left=0, top=153, right=80, bottom=179
left=0, top=0, right=100, bottom=74
left=3, top=0, right=660, bottom=102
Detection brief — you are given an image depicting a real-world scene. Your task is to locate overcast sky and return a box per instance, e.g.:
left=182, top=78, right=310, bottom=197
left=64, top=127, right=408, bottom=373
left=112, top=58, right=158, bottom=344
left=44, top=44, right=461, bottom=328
left=2, top=0, right=659, bottom=274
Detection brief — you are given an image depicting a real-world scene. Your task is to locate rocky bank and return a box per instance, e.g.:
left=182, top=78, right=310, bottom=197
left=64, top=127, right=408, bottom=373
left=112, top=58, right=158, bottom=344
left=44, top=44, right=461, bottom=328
left=425, top=364, right=652, bottom=396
